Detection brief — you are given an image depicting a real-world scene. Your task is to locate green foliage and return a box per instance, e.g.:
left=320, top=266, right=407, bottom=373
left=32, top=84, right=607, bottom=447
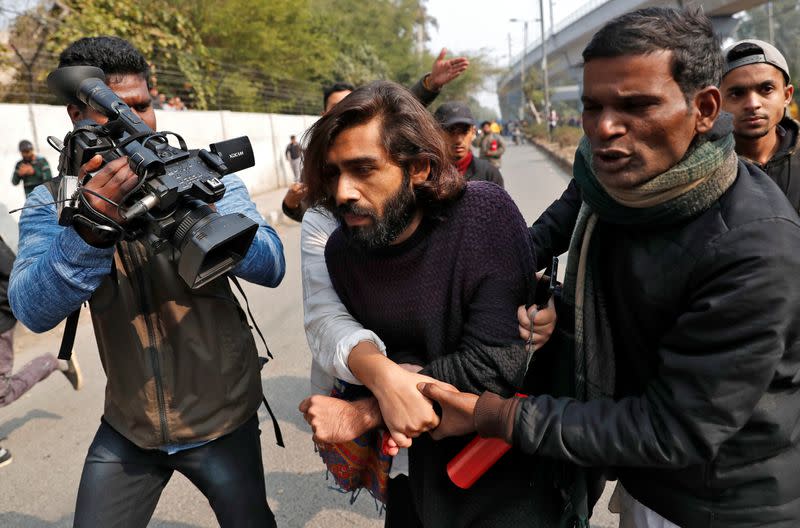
left=47, top=0, right=212, bottom=107
left=525, top=122, right=549, bottom=140
left=3, top=0, right=492, bottom=114
left=552, top=126, right=582, bottom=149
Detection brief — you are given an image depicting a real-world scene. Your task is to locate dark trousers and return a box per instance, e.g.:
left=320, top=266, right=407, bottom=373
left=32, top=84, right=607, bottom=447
left=73, top=415, right=276, bottom=528
left=385, top=475, right=423, bottom=528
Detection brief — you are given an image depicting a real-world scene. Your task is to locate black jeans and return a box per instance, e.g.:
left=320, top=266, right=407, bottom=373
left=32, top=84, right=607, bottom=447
left=73, top=415, right=276, bottom=528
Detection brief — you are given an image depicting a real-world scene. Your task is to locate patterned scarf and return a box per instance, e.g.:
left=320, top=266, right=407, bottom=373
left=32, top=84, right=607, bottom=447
left=558, top=130, right=738, bottom=528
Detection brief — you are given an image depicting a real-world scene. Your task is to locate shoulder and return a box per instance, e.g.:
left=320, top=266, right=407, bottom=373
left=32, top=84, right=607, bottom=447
left=683, top=160, right=800, bottom=270
left=458, top=180, right=516, bottom=211
left=471, top=157, right=501, bottom=175
left=716, top=160, right=800, bottom=231
left=445, top=182, right=527, bottom=240
left=302, top=207, right=339, bottom=239
left=221, top=173, right=247, bottom=192
left=323, top=225, right=349, bottom=261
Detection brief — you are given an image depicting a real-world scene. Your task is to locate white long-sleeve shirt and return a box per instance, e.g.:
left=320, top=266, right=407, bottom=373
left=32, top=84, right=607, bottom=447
left=301, top=207, right=409, bottom=476
left=301, top=207, right=387, bottom=394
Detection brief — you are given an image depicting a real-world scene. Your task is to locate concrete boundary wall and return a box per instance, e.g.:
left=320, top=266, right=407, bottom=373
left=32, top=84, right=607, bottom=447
left=0, top=103, right=316, bottom=248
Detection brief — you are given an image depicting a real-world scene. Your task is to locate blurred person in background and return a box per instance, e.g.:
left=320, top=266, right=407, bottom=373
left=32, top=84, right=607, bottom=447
left=12, top=140, right=52, bottom=198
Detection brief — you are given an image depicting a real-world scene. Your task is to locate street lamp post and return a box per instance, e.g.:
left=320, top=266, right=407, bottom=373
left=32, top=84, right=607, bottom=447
left=507, top=32, right=512, bottom=69
left=540, top=0, right=550, bottom=129
left=510, top=18, right=529, bottom=120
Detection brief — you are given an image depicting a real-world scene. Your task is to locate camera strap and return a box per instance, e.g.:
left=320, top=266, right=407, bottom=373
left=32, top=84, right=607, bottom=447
left=229, top=276, right=284, bottom=448
left=57, top=309, right=80, bottom=361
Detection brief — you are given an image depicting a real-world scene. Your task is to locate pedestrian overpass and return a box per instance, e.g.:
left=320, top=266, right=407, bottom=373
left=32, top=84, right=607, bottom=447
left=498, top=0, right=768, bottom=120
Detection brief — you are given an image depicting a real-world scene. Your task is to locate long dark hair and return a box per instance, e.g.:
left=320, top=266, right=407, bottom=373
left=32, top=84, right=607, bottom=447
left=302, top=80, right=464, bottom=212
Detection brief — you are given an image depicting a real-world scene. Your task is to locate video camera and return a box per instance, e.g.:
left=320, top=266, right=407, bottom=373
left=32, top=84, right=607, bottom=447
left=46, top=65, right=258, bottom=289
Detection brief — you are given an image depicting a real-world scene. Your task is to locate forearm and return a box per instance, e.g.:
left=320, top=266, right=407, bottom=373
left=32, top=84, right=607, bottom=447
left=348, top=342, right=400, bottom=390
left=511, top=393, right=710, bottom=468
left=409, top=75, right=439, bottom=108
left=422, top=340, right=527, bottom=396
left=231, top=225, right=285, bottom=286
left=302, top=208, right=387, bottom=384
left=352, top=396, right=383, bottom=431
left=11, top=223, right=114, bottom=332
left=282, top=199, right=305, bottom=223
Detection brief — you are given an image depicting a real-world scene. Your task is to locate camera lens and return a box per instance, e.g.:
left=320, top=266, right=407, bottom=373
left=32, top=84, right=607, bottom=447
left=170, top=200, right=258, bottom=289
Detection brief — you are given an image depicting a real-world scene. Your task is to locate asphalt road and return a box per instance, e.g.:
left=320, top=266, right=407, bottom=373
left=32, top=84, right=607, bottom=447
left=0, top=143, right=619, bottom=528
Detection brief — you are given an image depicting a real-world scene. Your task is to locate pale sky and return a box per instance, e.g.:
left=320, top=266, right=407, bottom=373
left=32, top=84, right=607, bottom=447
left=425, top=0, right=586, bottom=113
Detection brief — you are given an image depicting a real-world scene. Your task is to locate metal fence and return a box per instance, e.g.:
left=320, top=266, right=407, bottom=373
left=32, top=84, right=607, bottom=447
left=0, top=48, right=324, bottom=115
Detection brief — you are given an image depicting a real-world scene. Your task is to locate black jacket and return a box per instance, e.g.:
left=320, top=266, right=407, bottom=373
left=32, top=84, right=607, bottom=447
left=519, top=162, right=800, bottom=527
left=754, top=116, right=800, bottom=212
left=0, top=237, right=16, bottom=333
left=464, top=155, right=504, bottom=188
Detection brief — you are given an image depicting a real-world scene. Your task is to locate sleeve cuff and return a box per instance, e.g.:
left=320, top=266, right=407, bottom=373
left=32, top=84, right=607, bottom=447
left=58, top=227, right=115, bottom=266
left=474, top=391, right=520, bottom=443
left=333, top=330, right=387, bottom=385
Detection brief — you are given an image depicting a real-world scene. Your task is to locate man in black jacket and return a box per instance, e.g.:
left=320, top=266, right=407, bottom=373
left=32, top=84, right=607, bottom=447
left=434, top=102, right=504, bottom=187
left=721, top=39, right=800, bottom=211
left=422, top=7, right=800, bottom=528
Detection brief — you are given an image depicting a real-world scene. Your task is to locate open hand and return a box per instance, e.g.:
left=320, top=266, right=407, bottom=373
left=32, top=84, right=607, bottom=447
left=283, top=182, right=307, bottom=210
left=428, top=48, right=470, bottom=91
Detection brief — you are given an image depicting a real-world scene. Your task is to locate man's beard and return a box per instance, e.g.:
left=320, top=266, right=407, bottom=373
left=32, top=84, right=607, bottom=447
left=335, top=173, right=417, bottom=250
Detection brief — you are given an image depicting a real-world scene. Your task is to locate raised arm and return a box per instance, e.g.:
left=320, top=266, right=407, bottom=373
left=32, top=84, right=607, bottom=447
left=410, top=48, right=469, bottom=108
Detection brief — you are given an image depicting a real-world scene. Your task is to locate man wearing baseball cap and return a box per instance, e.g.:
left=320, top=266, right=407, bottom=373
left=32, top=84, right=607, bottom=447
left=434, top=102, right=504, bottom=187
left=721, top=39, right=800, bottom=210
left=11, top=140, right=52, bottom=198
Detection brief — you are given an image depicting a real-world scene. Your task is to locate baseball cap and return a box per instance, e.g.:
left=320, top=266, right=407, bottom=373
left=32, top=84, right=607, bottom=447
left=18, top=140, right=33, bottom=152
left=723, top=39, right=790, bottom=82
left=434, top=102, right=474, bottom=129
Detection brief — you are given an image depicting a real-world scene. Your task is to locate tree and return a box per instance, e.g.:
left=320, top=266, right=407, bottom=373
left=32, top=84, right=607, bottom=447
left=46, top=0, right=213, bottom=108
left=735, top=1, right=800, bottom=94
left=1, top=0, right=494, bottom=115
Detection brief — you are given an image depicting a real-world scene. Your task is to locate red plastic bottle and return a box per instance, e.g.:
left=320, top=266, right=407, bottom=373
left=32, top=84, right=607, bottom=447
left=446, top=393, right=526, bottom=489
left=447, top=436, right=511, bottom=489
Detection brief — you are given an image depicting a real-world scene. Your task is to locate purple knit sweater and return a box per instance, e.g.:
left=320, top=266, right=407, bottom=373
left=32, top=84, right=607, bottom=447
left=325, top=181, right=534, bottom=394
left=325, top=182, right=560, bottom=527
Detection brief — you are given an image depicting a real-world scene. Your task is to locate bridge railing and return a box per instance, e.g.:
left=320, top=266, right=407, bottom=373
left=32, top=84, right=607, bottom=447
left=506, top=0, right=611, bottom=77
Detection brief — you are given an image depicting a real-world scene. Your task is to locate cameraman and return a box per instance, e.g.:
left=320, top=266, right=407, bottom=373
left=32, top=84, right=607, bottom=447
left=8, top=37, right=285, bottom=527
